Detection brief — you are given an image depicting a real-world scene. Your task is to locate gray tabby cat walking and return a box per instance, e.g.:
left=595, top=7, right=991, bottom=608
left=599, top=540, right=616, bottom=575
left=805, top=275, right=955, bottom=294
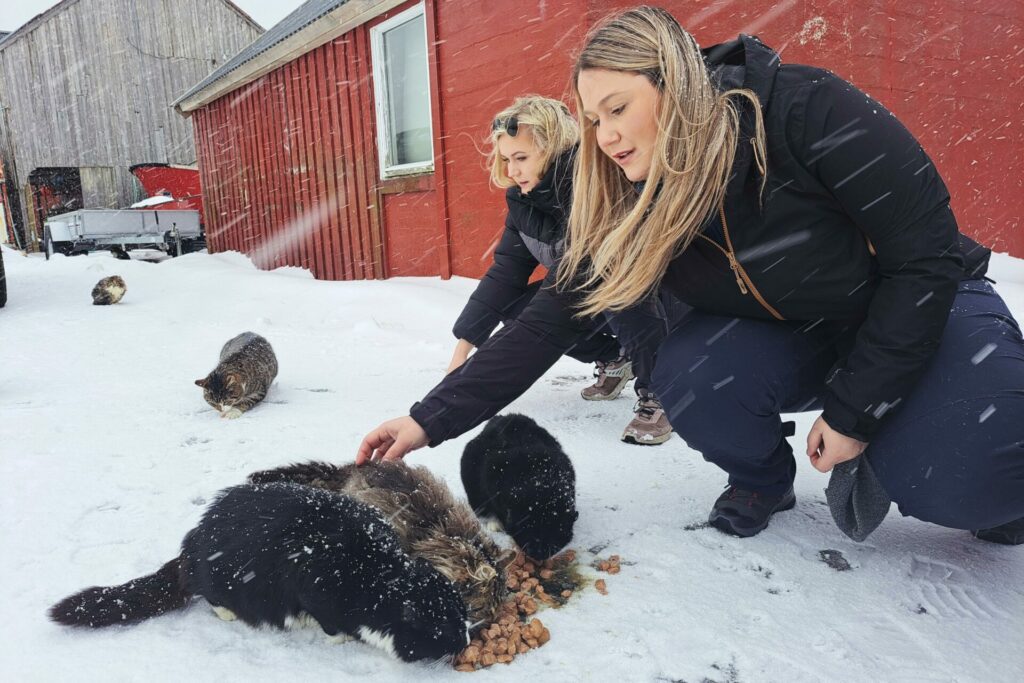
left=195, top=332, right=278, bottom=418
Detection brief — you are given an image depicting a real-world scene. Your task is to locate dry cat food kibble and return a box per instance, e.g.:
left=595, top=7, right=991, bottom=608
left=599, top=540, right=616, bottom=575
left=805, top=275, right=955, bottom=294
left=594, top=554, right=622, bottom=575
left=454, top=549, right=576, bottom=671
left=454, top=547, right=622, bottom=670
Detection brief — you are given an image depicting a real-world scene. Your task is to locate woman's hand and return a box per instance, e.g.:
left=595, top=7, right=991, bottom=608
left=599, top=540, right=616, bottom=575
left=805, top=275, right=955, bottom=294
left=355, top=416, right=429, bottom=465
left=806, top=415, right=868, bottom=473
left=447, top=339, right=476, bottom=374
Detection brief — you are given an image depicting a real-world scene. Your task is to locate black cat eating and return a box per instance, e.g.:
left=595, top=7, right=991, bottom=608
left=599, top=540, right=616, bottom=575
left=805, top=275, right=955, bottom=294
left=49, top=482, right=470, bottom=663
left=461, top=414, right=578, bottom=560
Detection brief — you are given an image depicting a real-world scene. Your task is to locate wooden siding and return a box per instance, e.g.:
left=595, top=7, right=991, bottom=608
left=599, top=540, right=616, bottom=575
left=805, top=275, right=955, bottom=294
left=194, top=32, right=387, bottom=280
left=0, top=0, right=262, bottom=242
left=190, top=0, right=1023, bottom=279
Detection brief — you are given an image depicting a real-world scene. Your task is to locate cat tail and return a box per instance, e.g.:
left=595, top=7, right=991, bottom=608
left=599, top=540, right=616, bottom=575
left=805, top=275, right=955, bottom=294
left=49, top=557, right=191, bottom=628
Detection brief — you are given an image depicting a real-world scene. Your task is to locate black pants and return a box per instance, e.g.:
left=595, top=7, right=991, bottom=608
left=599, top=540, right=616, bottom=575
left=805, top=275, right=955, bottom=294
left=651, top=280, right=1024, bottom=531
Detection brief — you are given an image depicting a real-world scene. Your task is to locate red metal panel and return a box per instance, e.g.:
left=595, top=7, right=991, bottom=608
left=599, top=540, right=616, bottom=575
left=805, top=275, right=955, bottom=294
left=283, top=61, right=304, bottom=270
left=302, top=45, right=330, bottom=280
left=237, top=85, right=258, bottom=256
left=190, top=0, right=1022, bottom=278
left=346, top=30, right=376, bottom=279
left=243, top=79, right=268, bottom=260
left=308, top=45, right=337, bottom=281
left=319, top=40, right=349, bottom=280
left=294, top=51, right=318, bottom=275
left=383, top=190, right=438, bottom=277
left=336, top=36, right=364, bottom=278
left=250, top=77, right=276, bottom=267
left=267, top=70, right=293, bottom=269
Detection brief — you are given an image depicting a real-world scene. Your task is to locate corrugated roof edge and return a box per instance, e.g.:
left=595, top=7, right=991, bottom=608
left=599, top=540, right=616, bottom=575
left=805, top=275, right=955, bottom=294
left=173, top=0, right=349, bottom=110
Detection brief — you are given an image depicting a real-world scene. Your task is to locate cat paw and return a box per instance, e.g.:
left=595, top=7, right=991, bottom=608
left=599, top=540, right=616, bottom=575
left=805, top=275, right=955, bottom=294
left=212, top=606, right=238, bottom=622
left=221, top=408, right=244, bottom=419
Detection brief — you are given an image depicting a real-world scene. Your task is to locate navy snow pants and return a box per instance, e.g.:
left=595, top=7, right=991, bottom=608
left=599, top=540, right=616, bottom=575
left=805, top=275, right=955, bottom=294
left=650, top=279, right=1024, bottom=531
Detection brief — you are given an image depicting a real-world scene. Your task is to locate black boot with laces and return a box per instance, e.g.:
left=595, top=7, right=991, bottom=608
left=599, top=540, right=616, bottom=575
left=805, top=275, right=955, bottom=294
left=708, top=485, right=796, bottom=538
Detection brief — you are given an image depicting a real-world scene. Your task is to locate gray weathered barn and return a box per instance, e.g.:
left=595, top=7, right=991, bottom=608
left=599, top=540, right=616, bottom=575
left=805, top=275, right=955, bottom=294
left=0, top=0, right=264, bottom=249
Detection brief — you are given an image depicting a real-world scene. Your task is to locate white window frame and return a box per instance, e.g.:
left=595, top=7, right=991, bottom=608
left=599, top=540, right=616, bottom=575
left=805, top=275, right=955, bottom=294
left=370, top=3, right=434, bottom=178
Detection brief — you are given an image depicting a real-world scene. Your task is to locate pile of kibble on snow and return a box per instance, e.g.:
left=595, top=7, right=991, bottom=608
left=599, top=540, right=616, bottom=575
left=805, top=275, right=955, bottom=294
left=453, top=550, right=623, bottom=672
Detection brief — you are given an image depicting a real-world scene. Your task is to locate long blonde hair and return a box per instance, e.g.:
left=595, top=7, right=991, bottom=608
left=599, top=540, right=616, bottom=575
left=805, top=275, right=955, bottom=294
left=486, top=95, right=579, bottom=189
left=558, top=6, right=767, bottom=316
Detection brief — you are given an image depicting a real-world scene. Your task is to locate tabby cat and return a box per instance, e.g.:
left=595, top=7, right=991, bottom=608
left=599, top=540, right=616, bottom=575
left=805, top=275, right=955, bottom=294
left=195, top=332, right=278, bottom=418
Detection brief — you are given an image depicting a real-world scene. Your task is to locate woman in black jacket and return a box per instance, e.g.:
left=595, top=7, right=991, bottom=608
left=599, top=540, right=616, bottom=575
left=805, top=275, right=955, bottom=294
left=358, top=8, right=1024, bottom=545
left=447, top=95, right=678, bottom=444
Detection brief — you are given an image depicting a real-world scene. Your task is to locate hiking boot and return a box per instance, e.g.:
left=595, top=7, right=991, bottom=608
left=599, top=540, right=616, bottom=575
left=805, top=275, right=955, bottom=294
left=580, top=357, right=633, bottom=401
left=972, top=517, right=1024, bottom=545
left=622, top=392, right=672, bottom=445
left=708, top=485, right=796, bottom=538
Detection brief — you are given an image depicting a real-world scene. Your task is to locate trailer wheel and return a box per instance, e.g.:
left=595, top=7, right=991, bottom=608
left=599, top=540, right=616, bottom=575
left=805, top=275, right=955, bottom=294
left=0, top=248, right=7, bottom=308
left=44, top=228, right=54, bottom=261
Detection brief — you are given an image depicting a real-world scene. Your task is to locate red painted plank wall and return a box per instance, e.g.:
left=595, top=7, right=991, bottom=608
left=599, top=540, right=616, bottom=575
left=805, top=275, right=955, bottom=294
left=438, top=0, right=1023, bottom=279
left=194, top=31, right=386, bottom=280
left=192, top=0, right=1021, bottom=281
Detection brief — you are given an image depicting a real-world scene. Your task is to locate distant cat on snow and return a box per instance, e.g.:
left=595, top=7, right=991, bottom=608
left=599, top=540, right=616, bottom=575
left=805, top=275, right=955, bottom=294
left=91, top=275, right=126, bottom=305
left=49, top=482, right=470, bottom=663
left=195, top=332, right=278, bottom=418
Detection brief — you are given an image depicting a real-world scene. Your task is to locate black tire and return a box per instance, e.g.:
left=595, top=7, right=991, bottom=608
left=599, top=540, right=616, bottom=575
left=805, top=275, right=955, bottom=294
left=0, top=247, right=7, bottom=308
left=44, top=228, right=53, bottom=261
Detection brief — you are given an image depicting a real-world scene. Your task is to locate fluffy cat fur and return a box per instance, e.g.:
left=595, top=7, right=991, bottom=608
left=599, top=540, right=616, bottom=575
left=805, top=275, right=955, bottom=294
left=248, top=461, right=509, bottom=631
left=91, top=275, right=126, bottom=305
left=49, top=482, right=470, bottom=663
left=195, top=332, right=278, bottom=418
left=461, top=413, right=578, bottom=560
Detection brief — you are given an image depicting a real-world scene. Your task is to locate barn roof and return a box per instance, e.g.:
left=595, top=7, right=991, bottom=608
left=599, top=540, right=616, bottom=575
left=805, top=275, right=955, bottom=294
left=0, top=0, right=261, bottom=53
left=174, top=0, right=403, bottom=115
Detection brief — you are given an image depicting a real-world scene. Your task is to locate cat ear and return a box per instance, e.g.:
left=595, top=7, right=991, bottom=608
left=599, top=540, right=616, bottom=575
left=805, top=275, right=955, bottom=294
left=195, top=378, right=208, bottom=387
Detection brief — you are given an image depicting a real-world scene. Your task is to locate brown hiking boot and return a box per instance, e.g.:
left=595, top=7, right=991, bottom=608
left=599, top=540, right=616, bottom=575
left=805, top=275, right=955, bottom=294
left=621, top=392, right=672, bottom=445
left=581, top=358, right=633, bottom=401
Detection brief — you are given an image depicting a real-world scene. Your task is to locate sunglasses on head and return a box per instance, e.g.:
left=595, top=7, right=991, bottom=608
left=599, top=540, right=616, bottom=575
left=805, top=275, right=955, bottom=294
left=492, top=116, right=519, bottom=137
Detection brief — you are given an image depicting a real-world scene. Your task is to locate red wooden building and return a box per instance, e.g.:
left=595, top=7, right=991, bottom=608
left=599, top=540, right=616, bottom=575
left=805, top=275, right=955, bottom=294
left=175, top=0, right=1024, bottom=281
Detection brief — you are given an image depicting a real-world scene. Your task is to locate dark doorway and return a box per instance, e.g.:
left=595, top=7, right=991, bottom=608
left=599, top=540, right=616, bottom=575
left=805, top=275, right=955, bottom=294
left=28, top=167, right=83, bottom=246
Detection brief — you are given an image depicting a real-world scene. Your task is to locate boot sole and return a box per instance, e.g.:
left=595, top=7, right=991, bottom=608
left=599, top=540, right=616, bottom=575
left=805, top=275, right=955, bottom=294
left=708, top=492, right=796, bottom=538
left=621, top=432, right=672, bottom=445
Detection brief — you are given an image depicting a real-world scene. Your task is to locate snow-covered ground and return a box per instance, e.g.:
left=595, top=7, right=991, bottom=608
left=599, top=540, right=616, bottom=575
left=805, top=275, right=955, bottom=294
left=1, top=245, right=1021, bottom=682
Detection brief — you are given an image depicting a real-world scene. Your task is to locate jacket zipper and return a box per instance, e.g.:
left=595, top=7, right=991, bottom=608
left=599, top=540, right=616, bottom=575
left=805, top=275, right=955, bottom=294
left=694, top=204, right=786, bottom=321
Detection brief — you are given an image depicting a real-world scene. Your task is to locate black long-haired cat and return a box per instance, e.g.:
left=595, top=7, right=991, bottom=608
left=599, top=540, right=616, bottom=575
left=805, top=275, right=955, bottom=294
left=461, top=414, right=578, bottom=560
left=247, top=460, right=509, bottom=631
left=49, top=482, right=470, bottom=662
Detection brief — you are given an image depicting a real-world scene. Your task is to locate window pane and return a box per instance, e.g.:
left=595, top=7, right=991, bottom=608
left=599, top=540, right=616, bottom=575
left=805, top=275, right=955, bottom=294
left=382, top=16, right=431, bottom=166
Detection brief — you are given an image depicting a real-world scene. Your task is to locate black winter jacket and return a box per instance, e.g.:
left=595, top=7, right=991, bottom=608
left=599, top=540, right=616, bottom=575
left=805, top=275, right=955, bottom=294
left=412, top=35, right=990, bottom=445
left=452, top=147, right=576, bottom=346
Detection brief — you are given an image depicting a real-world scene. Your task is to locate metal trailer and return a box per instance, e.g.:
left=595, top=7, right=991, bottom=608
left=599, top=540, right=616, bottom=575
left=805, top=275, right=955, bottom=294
left=42, top=209, right=204, bottom=260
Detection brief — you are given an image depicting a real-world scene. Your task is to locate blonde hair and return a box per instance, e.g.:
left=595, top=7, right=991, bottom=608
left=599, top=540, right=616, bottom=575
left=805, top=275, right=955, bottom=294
left=487, top=95, right=579, bottom=189
left=558, top=6, right=767, bottom=316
